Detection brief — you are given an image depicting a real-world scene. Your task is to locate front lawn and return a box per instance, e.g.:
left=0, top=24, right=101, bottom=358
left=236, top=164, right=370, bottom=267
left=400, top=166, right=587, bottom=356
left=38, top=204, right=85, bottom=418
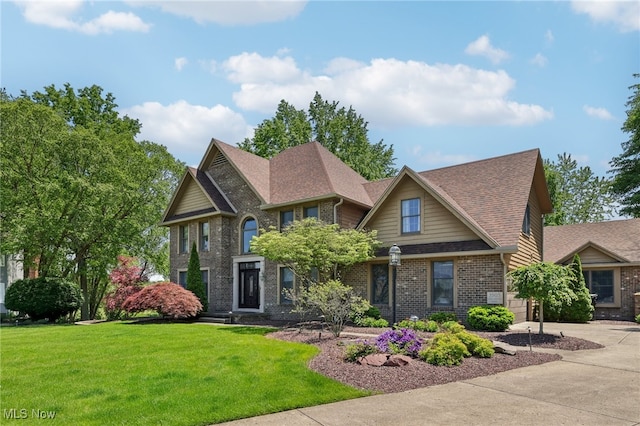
left=0, top=322, right=369, bottom=425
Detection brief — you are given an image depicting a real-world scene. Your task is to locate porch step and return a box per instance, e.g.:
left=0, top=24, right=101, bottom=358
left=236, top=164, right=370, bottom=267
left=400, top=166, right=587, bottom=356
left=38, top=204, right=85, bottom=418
left=198, top=316, right=231, bottom=324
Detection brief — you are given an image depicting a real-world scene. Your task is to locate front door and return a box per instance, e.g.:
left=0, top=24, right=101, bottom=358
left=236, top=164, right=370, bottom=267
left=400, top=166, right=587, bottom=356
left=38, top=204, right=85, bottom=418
left=239, top=263, right=260, bottom=309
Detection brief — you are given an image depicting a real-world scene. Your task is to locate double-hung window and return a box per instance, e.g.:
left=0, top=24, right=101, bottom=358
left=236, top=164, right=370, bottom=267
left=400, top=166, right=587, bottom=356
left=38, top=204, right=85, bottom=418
left=303, top=206, right=319, bottom=219
left=280, top=210, right=294, bottom=230
left=280, top=267, right=294, bottom=304
left=199, top=221, right=209, bottom=251
left=432, top=260, right=454, bottom=307
left=179, top=225, right=189, bottom=254
left=522, top=204, right=531, bottom=235
left=401, top=198, right=421, bottom=234
left=583, top=270, right=614, bottom=304
left=371, top=264, right=389, bottom=304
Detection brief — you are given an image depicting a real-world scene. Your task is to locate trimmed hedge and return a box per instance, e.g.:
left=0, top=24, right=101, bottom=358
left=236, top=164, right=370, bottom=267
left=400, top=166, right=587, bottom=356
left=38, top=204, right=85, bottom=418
left=5, top=277, right=83, bottom=322
left=467, top=305, right=514, bottom=332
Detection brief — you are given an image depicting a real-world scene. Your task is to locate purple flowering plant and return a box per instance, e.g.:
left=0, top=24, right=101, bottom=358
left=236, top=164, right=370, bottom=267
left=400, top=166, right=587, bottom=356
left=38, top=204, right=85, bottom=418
left=375, top=328, right=423, bottom=357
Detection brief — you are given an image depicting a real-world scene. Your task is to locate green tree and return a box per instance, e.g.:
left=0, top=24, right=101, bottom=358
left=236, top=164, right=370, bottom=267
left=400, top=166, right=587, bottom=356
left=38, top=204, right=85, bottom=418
left=611, top=74, right=640, bottom=218
left=186, top=242, right=208, bottom=313
left=239, top=92, right=397, bottom=180
left=543, top=254, right=594, bottom=323
left=544, top=153, right=616, bottom=225
left=0, top=85, right=184, bottom=319
left=508, top=262, right=575, bottom=334
left=250, top=217, right=379, bottom=284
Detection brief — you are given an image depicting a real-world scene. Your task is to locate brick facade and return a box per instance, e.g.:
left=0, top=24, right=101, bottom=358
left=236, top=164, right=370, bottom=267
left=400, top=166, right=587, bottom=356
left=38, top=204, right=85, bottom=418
left=593, top=266, right=640, bottom=321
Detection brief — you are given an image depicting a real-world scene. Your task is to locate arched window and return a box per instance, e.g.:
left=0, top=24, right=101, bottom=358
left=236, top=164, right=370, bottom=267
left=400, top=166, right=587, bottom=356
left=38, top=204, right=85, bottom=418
left=242, top=218, right=257, bottom=253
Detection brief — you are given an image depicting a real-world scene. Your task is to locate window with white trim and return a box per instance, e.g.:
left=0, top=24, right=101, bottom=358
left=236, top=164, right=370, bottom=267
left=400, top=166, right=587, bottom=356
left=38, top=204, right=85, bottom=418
left=242, top=218, right=257, bottom=254
left=199, top=221, right=209, bottom=251
left=401, top=198, right=420, bottom=234
left=432, top=260, right=454, bottom=307
left=179, top=225, right=189, bottom=254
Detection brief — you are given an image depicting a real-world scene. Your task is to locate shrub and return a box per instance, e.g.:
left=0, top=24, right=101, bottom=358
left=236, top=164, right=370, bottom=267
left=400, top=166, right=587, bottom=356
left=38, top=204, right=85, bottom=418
left=544, top=254, right=593, bottom=323
left=344, top=340, right=378, bottom=362
left=455, top=331, right=495, bottom=358
left=187, top=242, right=208, bottom=313
left=419, top=333, right=468, bottom=366
left=357, top=316, right=389, bottom=328
left=439, top=320, right=465, bottom=334
left=122, top=282, right=202, bottom=319
left=396, top=318, right=438, bottom=332
left=4, top=277, right=83, bottom=322
left=375, top=328, right=423, bottom=357
left=429, top=312, right=457, bottom=323
left=636, top=313, right=640, bottom=324
left=104, top=256, right=145, bottom=320
left=363, top=305, right=382, bottom=319
left=467, top=305, right=515, bottom=332
left=303, top=280, right=369, bottom=337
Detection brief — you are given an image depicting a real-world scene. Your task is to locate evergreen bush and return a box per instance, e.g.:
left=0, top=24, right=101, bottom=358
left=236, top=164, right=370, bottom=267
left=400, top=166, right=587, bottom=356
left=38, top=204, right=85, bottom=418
left=547, top=254, right=593, bottom=323
left=467, top=305, right=515, bottom=331
left=5, top=277, right=83, bottom=322
left=187, top=242, right=208, bottom=313
left=419, top=333, right=468, bottom=366
left=428, top=312, right=457, bottom=323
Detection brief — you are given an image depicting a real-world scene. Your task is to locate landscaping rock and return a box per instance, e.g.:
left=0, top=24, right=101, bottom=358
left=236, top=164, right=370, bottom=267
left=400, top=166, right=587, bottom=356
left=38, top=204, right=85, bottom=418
left=494, top=345, right=517, bottom=356
left=384, top=355, right=412, bottom=367
left=358, top=354, right=388, bottom=366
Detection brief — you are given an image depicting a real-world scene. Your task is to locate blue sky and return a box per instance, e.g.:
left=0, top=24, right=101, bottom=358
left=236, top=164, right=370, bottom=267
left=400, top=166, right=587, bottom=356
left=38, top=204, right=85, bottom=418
left=2, top=1, right=638, bottom=179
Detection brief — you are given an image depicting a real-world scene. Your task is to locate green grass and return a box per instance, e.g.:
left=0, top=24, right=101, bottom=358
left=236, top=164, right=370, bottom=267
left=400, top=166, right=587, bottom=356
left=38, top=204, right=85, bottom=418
left=0, top=322, right=369, bottom=425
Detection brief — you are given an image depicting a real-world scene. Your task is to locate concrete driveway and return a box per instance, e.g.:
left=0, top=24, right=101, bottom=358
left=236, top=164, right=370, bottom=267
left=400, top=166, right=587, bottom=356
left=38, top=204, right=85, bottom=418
left=219, top=321, right=640, bottom=425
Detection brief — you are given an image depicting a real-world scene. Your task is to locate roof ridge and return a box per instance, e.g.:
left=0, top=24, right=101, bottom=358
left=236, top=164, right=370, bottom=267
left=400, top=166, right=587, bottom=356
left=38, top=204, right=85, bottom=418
left=418, top=148, right=540, bottom=174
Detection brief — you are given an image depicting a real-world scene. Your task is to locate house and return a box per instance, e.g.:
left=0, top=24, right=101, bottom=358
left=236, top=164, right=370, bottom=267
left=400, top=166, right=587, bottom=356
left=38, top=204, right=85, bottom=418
left=161, top=138, right=551, bottom=323
left=544, top=219, right=640, bottom=321
left=0, top=252, right=24, bottom=315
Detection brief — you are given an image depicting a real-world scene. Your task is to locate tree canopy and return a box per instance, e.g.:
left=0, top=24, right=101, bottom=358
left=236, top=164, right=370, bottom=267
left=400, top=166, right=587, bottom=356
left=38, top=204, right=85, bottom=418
left=610, top=74, right=640, bottom=218
left=249, top=218, right=380, bottom=284
left=238, top=92, right=397, bottom=180
left=0, top=84, right=184, bottom=319
left=544, top=153, right=616, bottom=225
left=508, top=262, right=575, bottom=334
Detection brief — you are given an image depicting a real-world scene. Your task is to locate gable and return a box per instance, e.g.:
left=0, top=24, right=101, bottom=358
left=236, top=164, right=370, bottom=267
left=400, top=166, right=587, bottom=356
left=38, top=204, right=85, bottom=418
left=577, top=246, right=620, bottom=264
left=364, top=174, right=480, bottom=245
left=172, top=179, right=212, bottom=216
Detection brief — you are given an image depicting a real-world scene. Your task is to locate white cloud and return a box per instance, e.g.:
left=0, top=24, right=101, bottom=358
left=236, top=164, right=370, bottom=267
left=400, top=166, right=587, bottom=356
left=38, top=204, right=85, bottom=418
left=223, top=53, right=553, bottom=127
left=410, top=146, right=477, bottom=168
left=583, top=105, right=614, bottom=120
left=545, top=29, right=554, bottom=43
left=571, top=0, right=640, bottom=32
left=14, top=0, right=151, bottom=34
left=464, top=35, right=509, bottom=64
left=222, top=52, right=302, bottom=83
left=122, top=101, right=253, bottom=164
left=127, top=0, right=307, bottom=25
left=175, top=57, right=188, bottom=71
left=530, top=53, right=548, bottom=67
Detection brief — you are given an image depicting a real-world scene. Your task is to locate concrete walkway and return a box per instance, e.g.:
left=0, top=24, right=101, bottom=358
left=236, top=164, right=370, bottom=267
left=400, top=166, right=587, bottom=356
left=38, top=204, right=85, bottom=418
left=219, top=321, right=640, bottom=426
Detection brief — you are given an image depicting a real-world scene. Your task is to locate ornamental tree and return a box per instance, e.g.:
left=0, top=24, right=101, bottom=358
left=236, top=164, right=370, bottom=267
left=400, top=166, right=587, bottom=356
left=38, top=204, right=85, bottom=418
left=508, top=262, right=575, bottom=334
left=122, top=282, right=202, bottom=319
left=104, top=256, right=147, bottom=320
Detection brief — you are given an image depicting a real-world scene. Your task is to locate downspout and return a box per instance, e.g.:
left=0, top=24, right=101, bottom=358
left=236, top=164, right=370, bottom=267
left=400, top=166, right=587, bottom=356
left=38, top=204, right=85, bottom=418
left=500, top=252, right=508, bottom=306
left=333, top=198, right=344, bottom=224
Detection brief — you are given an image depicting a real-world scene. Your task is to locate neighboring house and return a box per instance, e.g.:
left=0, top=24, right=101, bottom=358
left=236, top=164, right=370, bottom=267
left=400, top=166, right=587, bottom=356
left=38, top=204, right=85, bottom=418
left=0, top=252, right=24, bottom=314
left=544, top=219, right=640, bottom=321
left=162, top=138, right=551, bottom=323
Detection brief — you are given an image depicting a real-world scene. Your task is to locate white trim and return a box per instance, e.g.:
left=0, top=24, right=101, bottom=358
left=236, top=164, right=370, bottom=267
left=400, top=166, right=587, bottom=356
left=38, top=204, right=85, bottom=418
left=232, top=255, right=265, bottom=313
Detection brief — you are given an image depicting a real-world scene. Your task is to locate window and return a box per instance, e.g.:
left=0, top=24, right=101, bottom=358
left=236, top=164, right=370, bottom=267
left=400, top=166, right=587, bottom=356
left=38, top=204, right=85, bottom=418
left=201, top=269, right=209, bottom=302
left=432, top=261, right=454, bottom=307
left=583, top=269, right=614, bottom=304
left=303, top=206, right=318, bottom=219
left=179, top=225, right=189, bottom=254
left=242, top=218, right=257, bottom=254
left=280, top=210, right=294, bottom=230
left=371, top=264, right=389, bottom=304
left=280, top=267, right=294, bottom=304
left=401, top=198, right=420, bottom=233
left=178, top=271, right=187, bottom=288
left=199, top=221, right=209, bottom=251
left=522, top=204, right=531, bottom=235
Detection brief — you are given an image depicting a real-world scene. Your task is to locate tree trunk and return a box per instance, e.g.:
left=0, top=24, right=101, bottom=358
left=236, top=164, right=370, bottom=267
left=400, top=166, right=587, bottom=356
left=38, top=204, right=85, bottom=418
left=538, top=300, right=544, bottom=335
left=78, top=255, right=89, bottom=320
